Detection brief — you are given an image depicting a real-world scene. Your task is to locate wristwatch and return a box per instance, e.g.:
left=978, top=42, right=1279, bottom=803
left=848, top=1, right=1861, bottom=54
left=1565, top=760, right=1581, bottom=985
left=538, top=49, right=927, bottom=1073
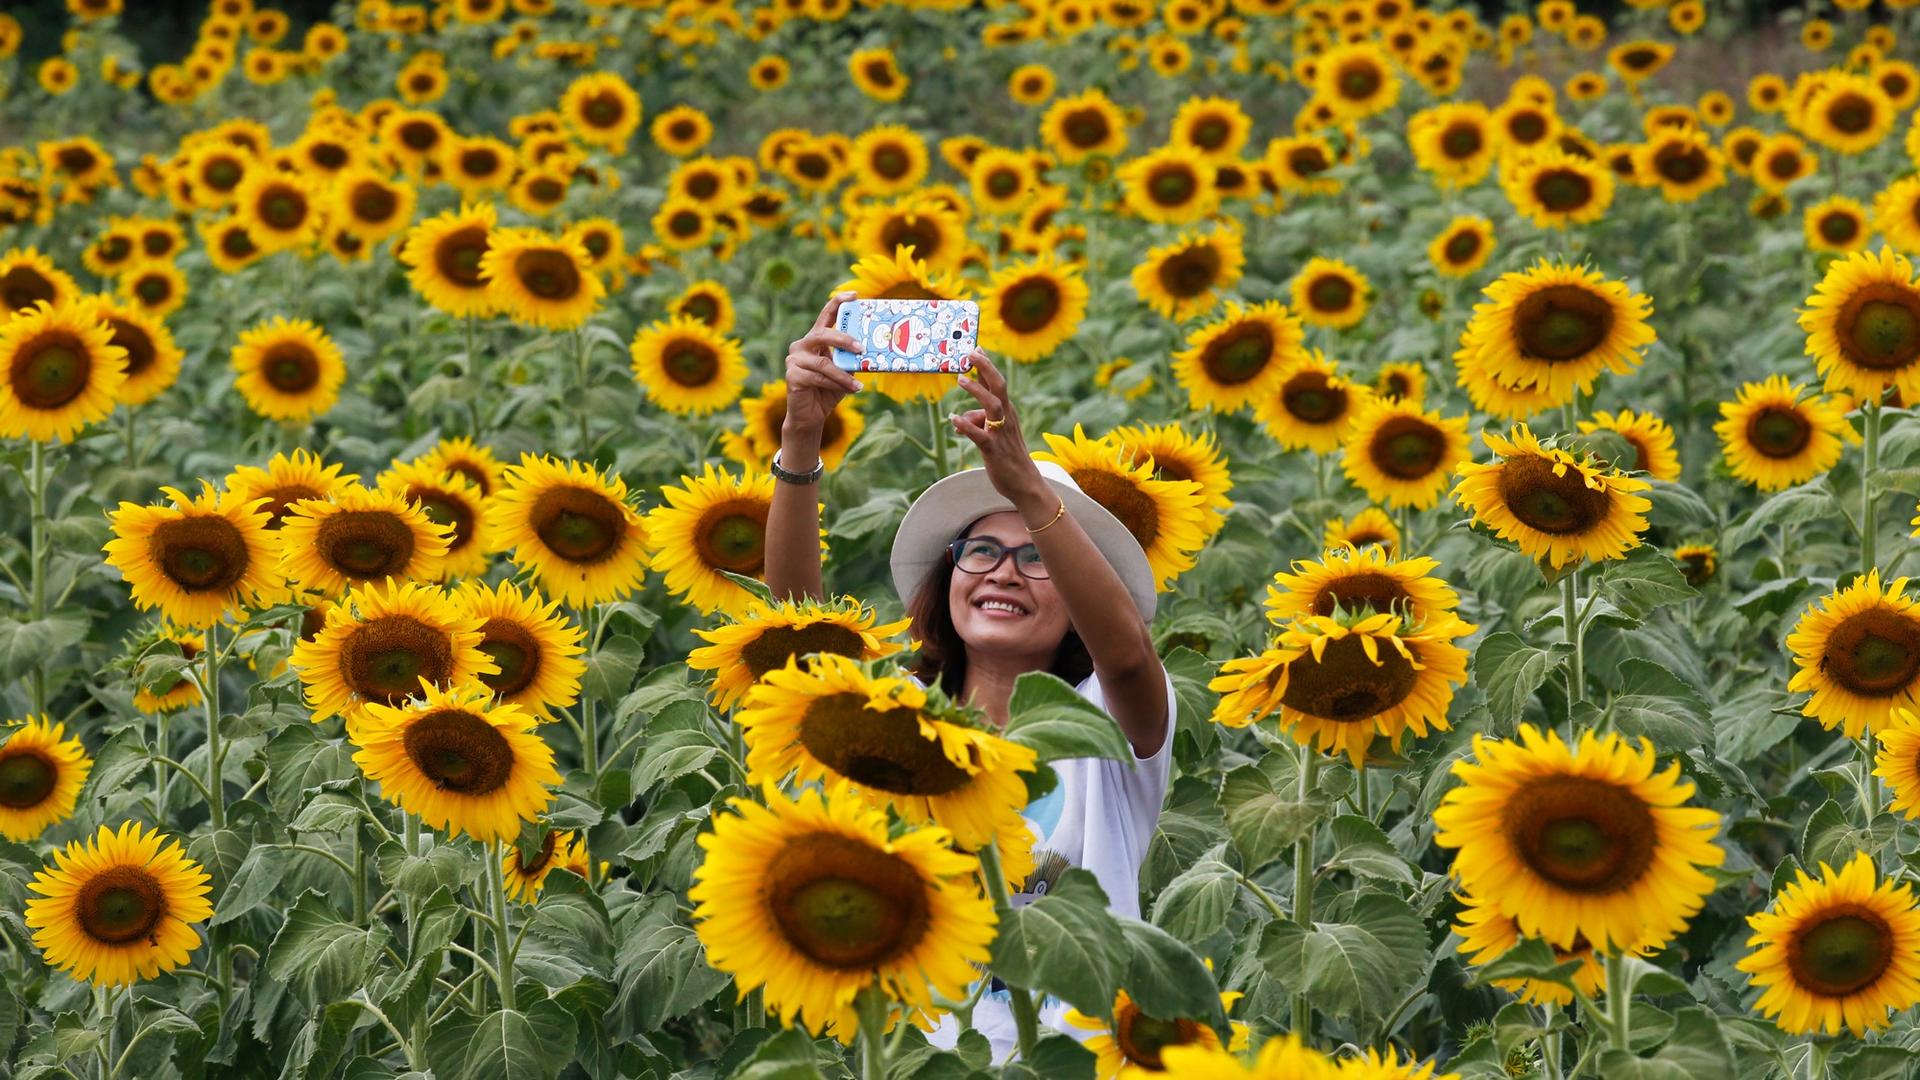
left=770, top=449, right=825, bottom=485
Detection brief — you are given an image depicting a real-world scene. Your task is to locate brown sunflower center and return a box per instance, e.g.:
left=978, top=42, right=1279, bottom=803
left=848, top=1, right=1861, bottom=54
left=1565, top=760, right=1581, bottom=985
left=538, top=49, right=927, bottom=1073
left=1826, top=608, right=1920, bottom=695
left=1443, top=230, right=1483, bottom=264
left=55, top=146, right=98, bottom=174
left=261, top=342, right=320, bottom=393
left=528, top=177, right=565, bottom=204
left=1825, top=93, right=1875, bottom=135
left=1747, top=406, right=1813, bottom=458
left=0, top=749, right=57, bottom=809
left=434, top=227, right=489, bottom=287
left=797, top=696, right=971, bottom=795
left=879, top=216, right=944, bottom=262
left=399, top=121, right=440, bottom=152
left=871, top=145, right=910, bottom=180
left=765, top=831, right=931, bottom=968
left=1836, top=286, right=1920, bottom=371
left=680, top=294, right=720, bottom=326
left=1620, top=48, right=1660, bottom=71
left=351, top=182, right=399, bottom=224
left=1678, top=550, right=1714, bottom=586
left=1766, top=150, right=1802, bottom=180
left=478, top=618, right=541, bottom=697
left=220, top=227, right=258, bottom=260
left=1497, top=453, right=1611, bottom=535
left=1158, top=244, right=1222, bottom=299
left=10, top=335, right=90, bottom=409
left=1533, top=168, right=1594, bottom=212
left=1000, top=277, right=1062, bottom=333
left=134, top=273, right=173, bottom=305
left=1115, top=1009, right=1201, bottom=1070
left=1653, top=144, right=1707, bottom=184
left=1190, top=117, right=1230, bottom=150
left=344, top=615, right=453, bottom=703
left=310, top=142, right=349, bottom=170
left=107, top=318, right=156, bottom=378
left=1819, top=211, right=1861, bottom=245
left=1336, top=60, right=1383, bottom=101
left=460, top=148, right=501, bottom=178
left=739, top=624, right=868, bottom=680
left=203, top=158, right=243, bottom=191
left=1278, top=633, right=1417, bottom=720
left=315, top=510, right=418, bottom=580
left=514, top=830, right=560, bottom=876
left=150, top=516, right=249, bottom=592
left=1199, top=320, right=1275, bottom=384
left=659, top=336, right=719, bottom=387
left=1063, top=107, right=1113, bottom=150
left=1147, top=163, right=1199, bottom=208
left=1281, top=369, right=1348, bottom=423
left=697, top=503, right=768, bottom=574
left=76, top=866, right=166, bottom=945
left=1306, top=273, right=1355, bottom=313
left=260, top=188, right=308, bottom=230
left=1505, top=776, right=1656, bottom=893
left=98, top=236, right=132, bottom=263
left=531, top=485, right=625, bottom=565
left=668, top=209, right=706, bottom=238
left=514, top=249, right=581, bottom=301
left=1787, top=906, right=1894, bottom=997
left=402, top=708, right=514, bottom=794
left=1515, top=285, right=1614, bottom=361
left=257, top=484, right=322, bottom=529
left=411, top=488, right=475, bottom=550
left=861, top=60, right=896, bottom=88
left=1310, top=572, right=1411, bottom=618
left=1508, top=111, right=1548, bottom=143
left=1072, top=467, right=1159, bottom=552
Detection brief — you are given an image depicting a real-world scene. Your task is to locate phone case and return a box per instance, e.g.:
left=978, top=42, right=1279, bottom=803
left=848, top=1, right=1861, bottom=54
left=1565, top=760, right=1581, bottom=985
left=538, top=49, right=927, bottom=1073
left=831, top=298, right=979, bottom=374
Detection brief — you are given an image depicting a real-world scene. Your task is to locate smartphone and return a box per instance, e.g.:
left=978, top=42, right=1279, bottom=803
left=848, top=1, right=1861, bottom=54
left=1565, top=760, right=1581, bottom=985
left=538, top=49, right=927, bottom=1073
left=830, top=298, right=979, bottom=374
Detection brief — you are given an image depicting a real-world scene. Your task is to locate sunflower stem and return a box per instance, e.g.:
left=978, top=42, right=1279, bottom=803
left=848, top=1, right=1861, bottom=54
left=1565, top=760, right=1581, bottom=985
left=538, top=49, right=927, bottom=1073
left=203, top=622, right=226, bottom=830
left=1291, top=746, right=1321, bottom=1042
left=28, top=438, right=46, bottom=717
left=1539, top=1002, right=1562, bottom=1080
left=489, top=840, right=516, bottom=1011
left=855, top=986, right=890, bottom=1079
left=1561, top=571, right=1585, bottom=735
left=573, top=328, right=592, bottom=459
left=977, top=840, right=1040, bottom=1061
left=1863, top=399, right=1882, bottom=575
left=1808, top=1039, right=1832, bottom=1080
left=926, top=400, right=951, bottom=476
left=1603, top=951, right=1632, bottom=1052
left=464, top=312, right=485, bottom=440
left=1860, top=733, right=1883, bottom=839
left=122, top=407, right=138, bottom=471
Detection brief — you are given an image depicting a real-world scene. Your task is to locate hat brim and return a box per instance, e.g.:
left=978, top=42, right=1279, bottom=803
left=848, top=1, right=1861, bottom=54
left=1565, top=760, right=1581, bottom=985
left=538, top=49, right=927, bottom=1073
left=888, top=468, right=1158, bottom=623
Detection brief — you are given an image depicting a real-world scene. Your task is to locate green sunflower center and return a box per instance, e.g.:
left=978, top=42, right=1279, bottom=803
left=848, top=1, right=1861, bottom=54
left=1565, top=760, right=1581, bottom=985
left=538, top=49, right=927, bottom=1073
left=261, top=343, right=320, bottom=393
left=798, top=696, right=971, bottom=795
left=530, top=485, right=624, bottom=564
left=1148, top=164, right=1199, bottom=208
left=1191, top=117, right=1230, bottom=150
left=872, top=146, right=909, bottom=179
left=1819, top=211, right=1861, bottom=245
left=261, top=191, right=306, bottom=230
left=1000, top=277, right=1062, bottom=333
left=1506, top=775, right=1656, bottom=894
left=1789, top=907, right=1894, bottom=997
left=150, top=515, right=249, bottom=592
left=344, top=615, right=454, bottom=703
left=1515, top=285, right=1615, bottom=361
left=478, top=618, right=541, bottom=697
left=0, top=750, right=57, bottom=809
left=1337, top=61, right=1382, bottom=101
left=1746, top=406, right=1813, bottom=458
left=205, top=159, right=242, bottom=190
left=766, top=832, right=931, bottom=969
left=1198, top=320, right=1275, bottom=384
left=77, top=866, right=166, bottom=945
left=1838, top=289, right=1920, bottom=371
left=1826, top=608, right=1920, bottom=695
left=402, top=707, right=514, bottom=794
left=1307, top=274, right=1355, bottom=313
left=1496, top=452, right=1612, bottom=536
left=11, top=338, right=89, bottom=409
left=697, top=508, right=767, bottom=574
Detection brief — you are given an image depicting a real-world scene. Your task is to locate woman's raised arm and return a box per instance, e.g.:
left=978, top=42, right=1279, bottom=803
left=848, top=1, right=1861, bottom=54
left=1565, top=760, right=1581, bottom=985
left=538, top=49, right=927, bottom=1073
left=764, top=291, right=864, bottom=603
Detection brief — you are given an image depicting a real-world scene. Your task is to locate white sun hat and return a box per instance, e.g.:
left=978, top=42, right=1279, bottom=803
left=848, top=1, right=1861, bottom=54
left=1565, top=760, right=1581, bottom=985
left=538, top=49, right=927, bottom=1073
left=888, top=459, right=1158, bottom=622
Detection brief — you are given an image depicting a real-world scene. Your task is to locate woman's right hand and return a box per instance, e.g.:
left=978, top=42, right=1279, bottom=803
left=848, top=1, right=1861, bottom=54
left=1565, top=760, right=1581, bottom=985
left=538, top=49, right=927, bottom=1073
left=782, top=291, right=864, bottom=448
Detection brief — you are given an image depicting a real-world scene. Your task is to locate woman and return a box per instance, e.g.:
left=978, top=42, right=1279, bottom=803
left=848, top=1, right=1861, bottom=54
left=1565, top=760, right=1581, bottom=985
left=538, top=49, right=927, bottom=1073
left=766, top=291, right=1174, bottom=1058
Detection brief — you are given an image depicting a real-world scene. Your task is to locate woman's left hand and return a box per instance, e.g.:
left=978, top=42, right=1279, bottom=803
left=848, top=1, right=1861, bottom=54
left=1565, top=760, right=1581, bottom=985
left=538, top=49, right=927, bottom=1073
left=951, top=352, right=1049, bottom=506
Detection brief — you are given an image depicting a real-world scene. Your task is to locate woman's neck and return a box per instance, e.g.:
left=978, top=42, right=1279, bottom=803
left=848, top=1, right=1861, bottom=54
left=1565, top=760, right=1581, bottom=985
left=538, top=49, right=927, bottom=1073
left=960, top=648, right=1048, bottom=730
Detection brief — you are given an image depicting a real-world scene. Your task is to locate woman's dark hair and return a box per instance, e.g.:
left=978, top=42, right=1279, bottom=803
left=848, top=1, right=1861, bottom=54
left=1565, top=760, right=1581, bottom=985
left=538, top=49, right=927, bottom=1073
left=906, top=520, right=1093, bottom=698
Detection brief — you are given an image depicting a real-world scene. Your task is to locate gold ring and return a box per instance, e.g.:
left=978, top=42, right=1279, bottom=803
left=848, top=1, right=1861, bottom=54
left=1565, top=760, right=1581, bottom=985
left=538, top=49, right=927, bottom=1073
left=985, top=417, right=1006, bottom=430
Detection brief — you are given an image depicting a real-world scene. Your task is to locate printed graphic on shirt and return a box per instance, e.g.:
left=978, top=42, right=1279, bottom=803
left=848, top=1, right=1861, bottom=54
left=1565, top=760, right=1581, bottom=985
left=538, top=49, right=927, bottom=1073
left=1015, top=782, right=1068, bottom=901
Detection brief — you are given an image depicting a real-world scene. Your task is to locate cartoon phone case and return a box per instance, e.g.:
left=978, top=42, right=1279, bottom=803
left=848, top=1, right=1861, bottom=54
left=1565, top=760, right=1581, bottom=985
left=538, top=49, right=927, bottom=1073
left=831, top=299, right=979, bottom=374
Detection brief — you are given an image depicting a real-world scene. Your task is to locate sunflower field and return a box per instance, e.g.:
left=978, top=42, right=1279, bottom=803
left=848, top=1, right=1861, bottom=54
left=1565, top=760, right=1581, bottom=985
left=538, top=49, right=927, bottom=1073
left=17, top=0, right=1920, bottom=1077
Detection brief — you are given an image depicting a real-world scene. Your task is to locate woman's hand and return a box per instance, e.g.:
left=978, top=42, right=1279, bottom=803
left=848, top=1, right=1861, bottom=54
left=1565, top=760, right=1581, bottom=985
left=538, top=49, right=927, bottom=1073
left=951, top=352, right=1052, bottom=511
left=782, top=291, right=863, bottom=453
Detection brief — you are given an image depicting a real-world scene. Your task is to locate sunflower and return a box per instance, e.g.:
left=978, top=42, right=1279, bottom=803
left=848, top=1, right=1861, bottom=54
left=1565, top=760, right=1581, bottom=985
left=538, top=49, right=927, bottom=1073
left=628, top=315, right=748, bottom=416
left=1037, top=426, right=1209, bottom=591
left=442, top=136, right=515, bottom=197
left=1715, top=376, right=1856, bottom=492
left=401, top=202, right=497, bottom=318
left=331, top=167, right=416, bottom=244
left=1807, top=196, right=1872, bottom=254
left=0, top=299, right=125, bottom=443
left=1171, top=96, right=1252, bottom=161
left=376, top=461, right=491, bottom=580
left=25, top=821, right=212, bottom=987
left=82, top=223, right=141, bottom=278
left=1801, top=247, right=1920, bottom=403
left=1453, top=889, right=1618, bottom=1007
left=1108, top=422, right=1234, bottom=540
left=1171, top=300, right=1309, bottom=413
left=1875, top=179, right=1920, bottom=255
left=1265, top=134, right=1342, bottom=196
left=849, top=197, right=966, bottom=272
left=1338, top=399, right=1468, bottom=511
left=352, top=681, right=559, bottom=842
left=0, top=717, right=91, bottom=841
left=1492, top=100, right=1561, bottom=156
left=230, top=316, right=345, bottom=424
left=1453, top=425, right=1652, bottom=569
left=1210, top=610, right=1472, bottom=764
left=1041, top=88, right=1130, bottom=163
left=1803, top=74, right=1895, bottom=156
left=233, top=171, right=321, bottom=253
left=480, top=228, right=602, bottom=331
left=201, top=217, right=266, bottom=274
left=968, top=149, right=1039, bottom=217
left=1433, top=724, right=1725, bottom=951
left=1577, top=408, right=1682, bottom=481
left=449, top=579, right=586, bottom=722
left=278, top=486, right=452, bottom=596
left=669, top=279, right=736, bottom=335
left=502, top=829, right=593, bottom=901
left=117, top=262, right=187, bottom=320
left=105, top=482, right=281, bottom=627
left=1254, top=351, right=1368, bottom=453
left=848, top=47, right=908, bottom=102
left=1608, top=39, right=1673, bottom=83
left=1787, top=572, right=1920, bottom=738
left=970, top=253, right=1084, bottom=364
left=1064, top=987, right=1249, bottom=1078
left=290, top=578, right=495, bottom=723
left=1456, top=260, right=1654, bottom=409
left=690, top=597, right=911, bottom=712
left=93, top=299, right=182, bottom=410
left=1753, top=133, right=1818, bottom=195
left=730, top=364, right=861, bottom=458
left=224, top=449, right=360, bottom=532
left=560, top=71, right=642, bottom=151
left=1117, top=146, right=1220, bottom=226
left=651, top=105, right=714, bottom=158
left=849, top=125, right=928, bottom=195
left=1428, top=216, right=1495, bottom=278
left=1502, top=149, right=1614, bottom=230
left=1634, top=129, right=1725, bottom=204
left=1738, top=853, right=1920, bottom=1036
left=0, top=249, right=77, bottom=315
left=1290, top=257, right=1370, bottom=330
left=749, top=55, right=789, bottom=91
left=646, top=464, right=789, bottom=616
left=1264, top=545, right=1461, bottom=627
left=1324, top=508, right=1400, bottom=554
left=690, top=782, right=996, bottom=1038
left=488, top=455, right=649, bottom=608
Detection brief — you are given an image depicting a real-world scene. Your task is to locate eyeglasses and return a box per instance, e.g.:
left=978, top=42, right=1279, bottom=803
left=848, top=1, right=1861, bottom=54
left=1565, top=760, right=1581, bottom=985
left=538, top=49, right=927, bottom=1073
left=947, top=536, right=1049, bottom=580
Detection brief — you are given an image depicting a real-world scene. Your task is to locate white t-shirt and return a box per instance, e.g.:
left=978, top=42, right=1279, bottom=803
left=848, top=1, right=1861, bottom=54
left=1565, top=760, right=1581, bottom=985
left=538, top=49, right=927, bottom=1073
left=924, top=666, right=1175, bottom=1062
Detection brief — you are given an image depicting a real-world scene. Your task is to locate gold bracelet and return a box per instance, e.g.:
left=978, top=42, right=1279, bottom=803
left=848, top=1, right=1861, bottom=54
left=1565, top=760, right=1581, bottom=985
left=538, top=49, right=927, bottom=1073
left=1026, top=499, right=1067, bottom=535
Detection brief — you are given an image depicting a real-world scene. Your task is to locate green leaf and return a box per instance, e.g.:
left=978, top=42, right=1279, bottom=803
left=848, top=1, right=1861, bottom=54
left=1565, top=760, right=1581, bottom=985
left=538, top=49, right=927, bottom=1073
left=1468, top=938, right=1583, bottom=993
left=1598, top=548, right=1698, bottom=621
left=264, top=726, right=357, bottom=815
left=410, top=886, right=467, bottom=962
left=376, top=839, right=477, bottom=900
left=0, top=611, right=89, bottom=680
left=1799, top=799, right=1893, bottom=870
left=213, top=844, right=286, bottom=926
left=581, top=634, right=646, bottom=706
left=718, top=569, right=776, bottom=607
left=1472, top=632, right=1572, bottom=722
left=1217, top=764, right=1328, bottom=870
left=1728, top=479, right=1841, bottom=552
left=1003, top=672, right=1133, bottom=762
left=289, top=794, right=362, bottom=833
left=612, top=894, right=734, bottom=1033
left=1601, top=659, right=1712, bottom=751
left=631, top=728, right=723, bottom=791
left=1114, top=916, right=1229, bottom=1034
left=1258, top=892, right=1427, bottom=1023
left=1149, top=857, right=1239, bottom=943
left=265, top=892, right=389, bottom=1005
left=1596, top=1007, right=1734, bottom=1079
left=1021, top=1035, right=1096, bottom=1080
left=989, top=869, right=1124, bottom=1018
left=1323, top=814, right=1414, bottom=883
left=729, top=1028, right=828, bottom=1080
left=431, top=999, right=577, bottom=1080
left=277, top=1000, right=363, bottom=1080
left=829, top=488, right=909, bottom=539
